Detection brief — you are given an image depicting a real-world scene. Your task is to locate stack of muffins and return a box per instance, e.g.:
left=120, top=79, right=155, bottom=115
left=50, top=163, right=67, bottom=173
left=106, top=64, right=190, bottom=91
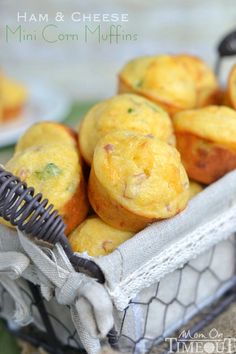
left=2, top=54, right=236, bottom=257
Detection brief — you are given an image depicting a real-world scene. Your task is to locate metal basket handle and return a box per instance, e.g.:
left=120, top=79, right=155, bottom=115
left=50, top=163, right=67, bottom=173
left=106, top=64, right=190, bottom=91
left=0, top=166, right=105, bottom=283
left=215, top=29, right=236, bottom=75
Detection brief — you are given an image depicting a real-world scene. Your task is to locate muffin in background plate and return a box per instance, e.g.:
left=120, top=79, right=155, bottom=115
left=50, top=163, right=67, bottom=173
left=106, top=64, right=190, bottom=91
left=0, top=74, right=28, bottom=122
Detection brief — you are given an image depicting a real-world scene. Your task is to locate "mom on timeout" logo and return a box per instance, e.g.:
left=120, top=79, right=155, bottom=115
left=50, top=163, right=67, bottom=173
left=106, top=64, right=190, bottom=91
left=165, top=328, right=236, bottom=353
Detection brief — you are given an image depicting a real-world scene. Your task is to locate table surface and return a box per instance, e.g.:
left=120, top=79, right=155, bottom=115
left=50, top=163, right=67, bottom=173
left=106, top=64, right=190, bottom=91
left=0, top=101, right=95, bottom=165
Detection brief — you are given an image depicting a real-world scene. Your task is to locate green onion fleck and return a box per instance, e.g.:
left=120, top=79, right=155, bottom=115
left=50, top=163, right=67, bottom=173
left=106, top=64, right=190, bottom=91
left=127, top=107, right=134, bottom=113
left=35, top=163, right=62, bottom=180
left=135, top=79, right=143, bottom=88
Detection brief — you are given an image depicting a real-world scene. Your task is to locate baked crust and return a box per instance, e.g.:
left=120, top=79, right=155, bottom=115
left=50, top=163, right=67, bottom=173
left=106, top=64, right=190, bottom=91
left=62, top=172, right=89, bottom=235
left=16, top=121, right=77, bottom=153
left=89, top=165, right=157, bottom=232
left=118, top=54, right=219, bottom=115
left=118, top=75, right=220, bottom=113
left=175, top=54, right=219, bottom=107
left=176, top=132, right=236, bottom=184
left=173, top=106, right=236, bottom=149
left=68, top=215, right=133, bottom=256
left=1, top=123, right=89, bottom=235
left=118, top=55, right=197, bottom=116
left=88, top=131, right=189, bottom=232
left=79, top=93, right=174, bottom=165
left=118, top=77, right=183, bottom=116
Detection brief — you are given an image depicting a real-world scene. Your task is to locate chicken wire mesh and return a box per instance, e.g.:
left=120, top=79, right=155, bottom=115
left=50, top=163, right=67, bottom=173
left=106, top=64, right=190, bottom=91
left=1, top=234, right=235, bottom=354
left=116, top=235, right=236, bottom=353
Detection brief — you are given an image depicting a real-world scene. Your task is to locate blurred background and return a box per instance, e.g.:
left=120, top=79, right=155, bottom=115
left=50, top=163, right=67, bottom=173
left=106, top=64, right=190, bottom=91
left=1, top=1, right=236, bottom=353
left=1, top=0, right=236, bottom=101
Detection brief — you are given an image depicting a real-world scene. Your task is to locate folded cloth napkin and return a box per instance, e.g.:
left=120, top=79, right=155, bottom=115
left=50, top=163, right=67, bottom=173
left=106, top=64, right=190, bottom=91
left=0, top=250, right=31, bottom=325
left=0, top=224, right=114, bottom=354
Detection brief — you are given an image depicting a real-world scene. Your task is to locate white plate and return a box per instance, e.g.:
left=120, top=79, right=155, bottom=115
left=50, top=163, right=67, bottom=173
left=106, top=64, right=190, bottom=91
left=0, top=80, right=71, bottom=148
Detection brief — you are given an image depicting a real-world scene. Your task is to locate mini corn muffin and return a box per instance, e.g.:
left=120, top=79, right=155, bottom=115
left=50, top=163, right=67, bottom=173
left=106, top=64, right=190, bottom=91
left=1, top=143, right=89, bottom=235
left=1, top=75, right=27, bottom=122
left=173, top=106, right=236, bottom=184
left=175, top=54, right=219, bottom=107
left=69, top=215, right=134, bottom=256
left=189, top=180, right=203, bottom=199
left=118, top=55, right=197, bottom=116
left=79, top=93, right=174, bottom=165
left=225, top=64, right=236, bottom=109
left=16, top=121, right=77, bottom=153
left=88, top=131, right=189, bottom=232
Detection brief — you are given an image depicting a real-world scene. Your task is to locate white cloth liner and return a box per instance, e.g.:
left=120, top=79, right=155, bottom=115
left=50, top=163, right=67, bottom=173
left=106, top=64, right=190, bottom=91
left=0, top=169, right=235, bottom=353
left=0, top=230, right=113, bottom=354
left=96, top=169, right=236, bottom=309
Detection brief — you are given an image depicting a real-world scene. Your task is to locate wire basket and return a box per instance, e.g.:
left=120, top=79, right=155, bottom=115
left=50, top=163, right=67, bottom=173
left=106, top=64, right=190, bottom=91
left=1, top=235, right=236, bottom=354
left=117, top=236, right=236, bottom=353
left=1, top=158, right=236, bottom=354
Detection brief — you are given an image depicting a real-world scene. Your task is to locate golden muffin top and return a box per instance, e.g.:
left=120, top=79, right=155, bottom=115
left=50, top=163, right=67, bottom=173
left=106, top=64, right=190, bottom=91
left=16, top=122, right=77, bottom=153
left=119, top=55, right=197, bottom=111
left=173, top=106, right=236, bottom=149
left=93, top=131, right=189, bottom=218
left=79, top=94, right=174, bottom=165
left=1, top=75, right=27, bottom=108
left=5, top=143, right=82, bottom=212
left=69, top=215, right=133, bottom=256
left=175, top=54, right=217, bottom=88
left=175, top=54, right=218, bottom=106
